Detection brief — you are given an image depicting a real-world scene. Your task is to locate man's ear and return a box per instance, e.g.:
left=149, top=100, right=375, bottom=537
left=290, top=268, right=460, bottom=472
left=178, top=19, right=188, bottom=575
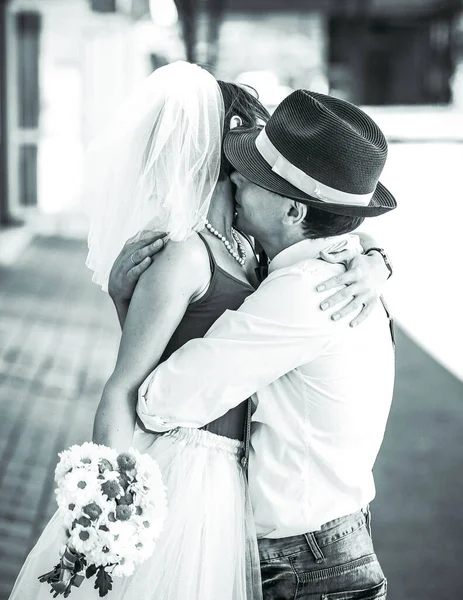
left=230, top=115, right=243, bottom=130
left=284, top=200, right=308, bottom=226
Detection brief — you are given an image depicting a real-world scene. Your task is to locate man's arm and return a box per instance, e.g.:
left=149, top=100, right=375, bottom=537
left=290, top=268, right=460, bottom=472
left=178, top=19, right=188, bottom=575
left=137, top=264, right=340, bottom=432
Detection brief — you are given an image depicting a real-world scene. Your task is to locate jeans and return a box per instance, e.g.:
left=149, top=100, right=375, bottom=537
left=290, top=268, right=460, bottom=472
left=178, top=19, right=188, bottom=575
left=258, top=508, right=386, bottom=600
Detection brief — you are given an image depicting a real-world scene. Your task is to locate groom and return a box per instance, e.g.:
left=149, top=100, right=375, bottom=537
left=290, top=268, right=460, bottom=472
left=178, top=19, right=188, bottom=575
left=120, top=91, right=396, bottom=599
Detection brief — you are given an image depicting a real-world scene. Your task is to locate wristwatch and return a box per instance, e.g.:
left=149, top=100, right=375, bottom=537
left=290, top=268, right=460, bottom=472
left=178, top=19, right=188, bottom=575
left=365, top=247, right=393, bottom=280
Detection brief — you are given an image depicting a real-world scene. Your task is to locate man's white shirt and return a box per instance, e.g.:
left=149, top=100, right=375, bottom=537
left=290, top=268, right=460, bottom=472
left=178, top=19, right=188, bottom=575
left=138, top=235, right=395, bottom=538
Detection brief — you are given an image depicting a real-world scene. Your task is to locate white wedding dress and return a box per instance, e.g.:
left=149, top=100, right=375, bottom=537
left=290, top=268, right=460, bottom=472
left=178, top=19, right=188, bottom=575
left=9, top=61, right=263, bottom=600
left=9, top=426, right=262, bottom=600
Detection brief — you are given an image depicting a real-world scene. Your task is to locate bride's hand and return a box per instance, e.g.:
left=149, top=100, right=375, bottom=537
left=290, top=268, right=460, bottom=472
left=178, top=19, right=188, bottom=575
left=108, top=231, right=167, bottom=302
left=317, top=250, right=390, bottom=327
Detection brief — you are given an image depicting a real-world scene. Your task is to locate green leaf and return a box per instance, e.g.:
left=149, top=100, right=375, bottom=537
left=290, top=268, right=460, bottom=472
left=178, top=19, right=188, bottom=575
left=94, top=566, right=113, bottom=597
left=37, top=563, right=61, bottom=583
left=86, top=564, right=97, bottom=579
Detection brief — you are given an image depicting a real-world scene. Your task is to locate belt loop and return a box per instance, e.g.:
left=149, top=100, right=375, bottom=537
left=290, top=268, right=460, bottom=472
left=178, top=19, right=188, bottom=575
left=303, top=532, right=325, bottom=564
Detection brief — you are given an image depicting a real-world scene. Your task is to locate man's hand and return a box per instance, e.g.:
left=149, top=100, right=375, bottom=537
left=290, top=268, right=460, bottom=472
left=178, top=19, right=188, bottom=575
left=316, top=251, right=390, bottom=327
left=108, top=231, right=167, bottom=303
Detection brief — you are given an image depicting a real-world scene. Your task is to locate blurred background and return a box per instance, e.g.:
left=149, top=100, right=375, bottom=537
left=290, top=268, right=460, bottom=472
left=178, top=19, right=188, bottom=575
left=0, top=0, right=462, bottom=598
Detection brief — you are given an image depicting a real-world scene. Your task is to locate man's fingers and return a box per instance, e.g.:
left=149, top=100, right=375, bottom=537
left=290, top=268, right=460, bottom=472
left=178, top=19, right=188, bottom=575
left=128, top=256, right=152, bottom=278
left=124, top=233, right=140, bottom=245
left=124, top=231, right=167, bottom=249
left=130, top=237, right=166, bottom=264
left=138, top=229, right=166, bottom=242
left=147, top=237, right=166, bottom=254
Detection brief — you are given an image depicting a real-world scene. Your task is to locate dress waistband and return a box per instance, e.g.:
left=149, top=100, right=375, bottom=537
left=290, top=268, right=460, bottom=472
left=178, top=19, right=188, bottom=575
left=165, top=427, right=244, bottom=455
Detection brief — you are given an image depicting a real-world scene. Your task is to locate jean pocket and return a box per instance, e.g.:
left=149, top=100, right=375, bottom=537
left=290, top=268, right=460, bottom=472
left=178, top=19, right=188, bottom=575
left=321, top=579, right=387, bottom=600
left=260, top=557, right=298, bottom=600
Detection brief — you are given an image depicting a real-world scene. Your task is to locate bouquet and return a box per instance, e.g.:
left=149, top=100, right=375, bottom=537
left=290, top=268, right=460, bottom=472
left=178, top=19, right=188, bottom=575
left=39, top=442, right=167, bottom=597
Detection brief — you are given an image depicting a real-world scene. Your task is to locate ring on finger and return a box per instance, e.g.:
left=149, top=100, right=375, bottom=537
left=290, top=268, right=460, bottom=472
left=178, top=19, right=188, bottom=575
left=130, top=253, right=137, bottom=266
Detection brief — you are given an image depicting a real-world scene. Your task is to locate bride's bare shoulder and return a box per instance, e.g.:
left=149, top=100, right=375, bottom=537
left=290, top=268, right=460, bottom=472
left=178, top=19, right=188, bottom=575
left=137, top=232, right=210, bottom=294
left=160, top=233, right=210, bottom=271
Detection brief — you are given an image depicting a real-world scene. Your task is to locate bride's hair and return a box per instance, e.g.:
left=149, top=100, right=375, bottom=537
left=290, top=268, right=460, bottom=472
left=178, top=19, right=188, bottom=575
left=85, top=66, right=270, bottom=289
left=217, top=81, right=270, bottom=176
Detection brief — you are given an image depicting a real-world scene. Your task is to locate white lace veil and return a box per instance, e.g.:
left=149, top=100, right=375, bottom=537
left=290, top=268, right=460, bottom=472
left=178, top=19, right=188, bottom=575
left=83, top=61, right=224, bottom=291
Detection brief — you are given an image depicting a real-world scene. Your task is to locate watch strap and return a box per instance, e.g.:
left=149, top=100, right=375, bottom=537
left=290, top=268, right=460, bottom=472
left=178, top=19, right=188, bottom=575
left=365, top=247, right=393, bottom=279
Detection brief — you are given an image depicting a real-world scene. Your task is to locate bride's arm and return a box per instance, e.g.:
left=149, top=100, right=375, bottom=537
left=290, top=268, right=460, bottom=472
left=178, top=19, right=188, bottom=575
left=317, top=230, right=393, bottom=327
left=93, top=237, right=208, bottom=451
left=108, top=232, right=167, bottom=329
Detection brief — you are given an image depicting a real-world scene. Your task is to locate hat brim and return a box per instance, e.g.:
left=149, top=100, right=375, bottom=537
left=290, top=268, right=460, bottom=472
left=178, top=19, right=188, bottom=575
left=224, top=127, right=397, bottom=217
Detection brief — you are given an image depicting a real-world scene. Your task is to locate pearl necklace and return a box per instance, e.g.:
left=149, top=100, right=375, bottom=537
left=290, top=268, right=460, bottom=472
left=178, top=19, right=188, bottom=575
left=205, top=220, right=246, bottom=266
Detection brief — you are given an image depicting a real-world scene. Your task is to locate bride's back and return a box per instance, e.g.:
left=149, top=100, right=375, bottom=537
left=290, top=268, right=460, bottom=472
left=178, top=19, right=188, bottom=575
left=159, top=231, right=254, bottom=440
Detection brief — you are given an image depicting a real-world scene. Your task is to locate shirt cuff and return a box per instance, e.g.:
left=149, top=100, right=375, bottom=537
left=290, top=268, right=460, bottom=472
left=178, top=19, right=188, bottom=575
left=136, top=373, right=176, bottom=433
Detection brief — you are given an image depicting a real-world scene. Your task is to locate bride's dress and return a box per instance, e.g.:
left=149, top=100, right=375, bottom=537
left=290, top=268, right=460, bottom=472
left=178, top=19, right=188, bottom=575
left=8, top=234, right=262, bottom=600
left=9, top=426, right=259, bottom=600
left=9, top=60, right=264, bottom=600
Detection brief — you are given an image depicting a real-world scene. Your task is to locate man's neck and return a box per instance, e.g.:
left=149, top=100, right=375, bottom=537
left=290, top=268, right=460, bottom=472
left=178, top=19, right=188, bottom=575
left=267, top=233, right=360, bottom=274
left=259, top=233, right=306, bottom=261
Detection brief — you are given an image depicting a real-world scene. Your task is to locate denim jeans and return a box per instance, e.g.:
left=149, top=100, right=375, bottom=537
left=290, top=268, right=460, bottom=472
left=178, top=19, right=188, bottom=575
left=258, top=508, right=387, bottom=600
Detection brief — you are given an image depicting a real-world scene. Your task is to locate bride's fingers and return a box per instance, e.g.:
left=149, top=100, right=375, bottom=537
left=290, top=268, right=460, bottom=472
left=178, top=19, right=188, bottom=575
left=320, top=285, right=360, bottom=313
left=328, top=295, right=366, bottom=321
left=317, top=265, right=363, bottom=294
left=329, top=295, right=380, bottom=326
left=319, top=247, right=359, bottom=264
left=349, top=298, right=377, bottom=328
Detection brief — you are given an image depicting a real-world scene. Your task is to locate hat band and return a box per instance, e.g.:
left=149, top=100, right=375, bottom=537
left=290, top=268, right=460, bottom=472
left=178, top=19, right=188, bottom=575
left=255, top=128, right=374, bottom=206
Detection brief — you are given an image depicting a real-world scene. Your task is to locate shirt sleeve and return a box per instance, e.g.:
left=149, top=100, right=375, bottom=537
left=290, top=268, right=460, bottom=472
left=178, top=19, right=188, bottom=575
left=137, top=265, right=335, bottom=432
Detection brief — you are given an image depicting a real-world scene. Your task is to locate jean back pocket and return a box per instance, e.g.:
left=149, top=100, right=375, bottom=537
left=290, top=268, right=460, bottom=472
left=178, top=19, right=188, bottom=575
left=321, top=578, right=387, bottom=600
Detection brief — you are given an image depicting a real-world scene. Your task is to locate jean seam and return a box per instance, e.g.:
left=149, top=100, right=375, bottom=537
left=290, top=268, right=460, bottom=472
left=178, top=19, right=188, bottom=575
left=295, top=552, right=378, bottom=583
left=288, top=555, right=301, bottom=600
left=321, top=578, right=387, bottom=600
left=259, top=552, right=302, bottom=564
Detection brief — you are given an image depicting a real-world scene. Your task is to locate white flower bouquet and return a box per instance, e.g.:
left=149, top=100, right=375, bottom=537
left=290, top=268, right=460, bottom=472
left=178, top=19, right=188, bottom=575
left=39, top=442, right=167, bottom=597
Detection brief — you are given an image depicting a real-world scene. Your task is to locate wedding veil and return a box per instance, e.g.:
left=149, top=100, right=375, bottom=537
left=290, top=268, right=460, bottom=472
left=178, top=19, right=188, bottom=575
left=83, top=61, right=224, bottom=290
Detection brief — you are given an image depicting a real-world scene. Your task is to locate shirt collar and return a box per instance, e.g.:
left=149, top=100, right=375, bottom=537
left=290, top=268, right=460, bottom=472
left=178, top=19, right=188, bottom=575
left=268, top=235, right=359, bottom=274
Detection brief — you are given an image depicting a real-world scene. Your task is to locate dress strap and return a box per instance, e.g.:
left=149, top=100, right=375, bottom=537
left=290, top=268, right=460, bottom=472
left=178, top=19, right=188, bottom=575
left=197, top=232, right=216, bottom=273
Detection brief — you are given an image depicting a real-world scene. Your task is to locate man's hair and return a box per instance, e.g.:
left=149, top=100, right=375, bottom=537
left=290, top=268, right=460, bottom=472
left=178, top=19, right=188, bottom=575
left=217, top=81, right=270, bottom=177
left=301, top=205, right=365, bottom=239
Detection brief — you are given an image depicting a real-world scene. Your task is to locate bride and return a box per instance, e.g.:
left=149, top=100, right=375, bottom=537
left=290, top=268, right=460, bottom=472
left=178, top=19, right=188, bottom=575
left=8, top=62, right=390, bottom=600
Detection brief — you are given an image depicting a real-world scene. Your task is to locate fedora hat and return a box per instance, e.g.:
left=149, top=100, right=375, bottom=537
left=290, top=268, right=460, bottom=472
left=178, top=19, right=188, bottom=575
left=224, top=90, right=396, bottom=217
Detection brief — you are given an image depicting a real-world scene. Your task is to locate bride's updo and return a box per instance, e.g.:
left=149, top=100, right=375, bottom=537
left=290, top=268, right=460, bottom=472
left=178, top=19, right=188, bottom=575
left=217, top=81, right=270, bottom=176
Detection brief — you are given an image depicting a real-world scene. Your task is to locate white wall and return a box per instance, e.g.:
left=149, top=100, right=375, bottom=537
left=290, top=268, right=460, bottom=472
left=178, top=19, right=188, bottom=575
left=7, top=0, right=184, bottom=236
left=362, top=107, right=463, bottom=381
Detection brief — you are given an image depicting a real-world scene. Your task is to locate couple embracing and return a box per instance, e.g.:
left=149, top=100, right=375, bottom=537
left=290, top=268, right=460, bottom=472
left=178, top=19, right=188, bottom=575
left=10, top=61, right=396, bottom=600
